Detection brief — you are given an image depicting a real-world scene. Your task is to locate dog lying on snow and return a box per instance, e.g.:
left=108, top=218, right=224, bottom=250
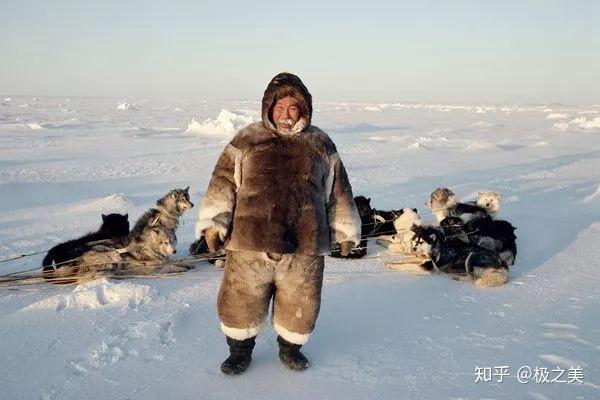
left=423, top=187, right=513, bottom=265
left=44, top=188, right=193, bottom=283
left=470, top=191, right=502, bottom=219
left=42, top=213, right=130, bottom=273
left=425, top=187, right=492, bottom=223
left=463, top=216, right=517, bottom=267
left=330, top=196, right=415, bottom=259
left=410, top=216, right=516, bottom=287
left=376, top=208, right=424, bottom=255
left=51, top=227, right=179, bottom=284
left=380, top=188, right=515, bottom=287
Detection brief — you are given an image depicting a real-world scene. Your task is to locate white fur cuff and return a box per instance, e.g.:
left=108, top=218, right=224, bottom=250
left=330, top=218, right=361, bottom=247
left=273, top=323, right=310, bottom=345
left=220, top=323, right=261, bottom=340
left=195, top=194, right=234, bottom=239
left=195, top=217, right=229, bottom=240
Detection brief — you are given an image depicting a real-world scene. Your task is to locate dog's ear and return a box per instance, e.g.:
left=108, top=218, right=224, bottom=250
left=497, top=193, right=503, bottom=200
left=425, top=199, right=431, bottom=208
left=367, top=197, right=371, bottom=204
left=102, top=214, right=106, bottom=221
left=412, top=208, right=418, bottom=213
left=478, top=191, right=484, bottom=197
left=440, top=188, right=455, bottom=200
left=184, top=186, right=190, bottom=193
left=124, top=213, right=129, bottom=219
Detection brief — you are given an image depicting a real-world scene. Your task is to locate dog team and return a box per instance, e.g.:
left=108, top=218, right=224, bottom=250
left=42, top=185, right=515, bottom=287
left=42, top=187, right=193, bottom=283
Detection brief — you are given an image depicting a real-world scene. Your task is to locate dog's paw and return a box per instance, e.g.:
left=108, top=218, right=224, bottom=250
left=474, top=269, right=509, bottom=288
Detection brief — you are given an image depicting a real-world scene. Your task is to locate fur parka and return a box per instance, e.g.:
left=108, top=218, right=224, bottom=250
left=196, top=73, right=361, bottom=255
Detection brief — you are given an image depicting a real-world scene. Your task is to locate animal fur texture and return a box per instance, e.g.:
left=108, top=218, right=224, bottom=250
left=42, top=213, right=129, bottom=272
left=51, top=227, right=178, bottom=284
left=383, top=208, right=425, bottom=255
left=44, top=188, right=192, bottom=284
left=330, top=197, right=419, bottom=259
left=330, top=196, right=372, bottom=259
left=475, top=191, right=502, bottom=219
left=426, top=187, right=490, bottom=223
left=463, top=217, right=517, bottom=266
left=130, top=187, right=193, bottom=242
left=116, top=187, right=193, bottom=263
left=196, top=73, right=361, bottom=255
left=218, top=250, right=324, bottom=345
left=410, top=215, right=516, bottom=288
left=197, top=73, right=361, bottom=345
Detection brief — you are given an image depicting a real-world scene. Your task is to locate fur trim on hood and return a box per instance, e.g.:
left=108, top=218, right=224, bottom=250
left=262, top=72, right=312, bottom=134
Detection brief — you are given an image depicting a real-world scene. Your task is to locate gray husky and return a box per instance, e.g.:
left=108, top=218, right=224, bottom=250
left=48, top=188, right=193, bottom=283
left=130, top=187, right=194, bottom=240
left=51, top=227, right=178, bottom=284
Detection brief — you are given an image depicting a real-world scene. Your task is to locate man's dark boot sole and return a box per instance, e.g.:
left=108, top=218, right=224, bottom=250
left=279, top=352, right=310, bottom=371
left=220, top=357, right=252, bottom=375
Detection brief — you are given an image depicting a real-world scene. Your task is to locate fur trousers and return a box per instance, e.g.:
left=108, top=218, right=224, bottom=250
left=218, top=250, right=324, bottom=345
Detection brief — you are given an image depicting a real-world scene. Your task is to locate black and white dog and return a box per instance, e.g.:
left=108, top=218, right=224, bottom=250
left=410, top=214, right=516, bottom=287
left=464, top=217, right=517, bottom=267
left=330, top=196, right=415, bottom=259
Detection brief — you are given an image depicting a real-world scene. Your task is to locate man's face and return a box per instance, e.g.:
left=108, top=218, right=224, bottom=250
left=272, top=96, right=301, bottom=134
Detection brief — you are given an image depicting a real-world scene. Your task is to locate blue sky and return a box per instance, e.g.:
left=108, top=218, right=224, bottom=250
left=1, top=0, right=599, bottom=103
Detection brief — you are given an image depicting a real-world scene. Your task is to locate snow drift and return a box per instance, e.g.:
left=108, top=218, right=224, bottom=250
left=554, top=115, right=600, bottom=131
left=117, top=102, right=137, bottom=111
left=185, top=109, right=259, bottom=137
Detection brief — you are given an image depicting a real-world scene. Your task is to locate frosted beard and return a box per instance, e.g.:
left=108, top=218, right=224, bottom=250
left=276, top=117, right=307, bottom=135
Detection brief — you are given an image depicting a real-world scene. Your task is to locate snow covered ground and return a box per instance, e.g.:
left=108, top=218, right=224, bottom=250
left=1, top=96, right=599, bottom=399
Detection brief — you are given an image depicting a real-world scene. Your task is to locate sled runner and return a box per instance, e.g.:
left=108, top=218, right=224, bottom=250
left=0, top=253, right=224, bottom=288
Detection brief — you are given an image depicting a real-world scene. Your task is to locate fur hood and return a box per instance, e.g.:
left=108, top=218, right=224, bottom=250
left=261, top=72, right=312, bottom=134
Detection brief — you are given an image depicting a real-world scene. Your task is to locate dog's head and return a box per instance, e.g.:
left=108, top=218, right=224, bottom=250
left=409, top=225, right=442, bottom=256
left=394, top=208, right=422, bottom=232
left=425, top=187, right=457, bottom=211
left=477, top=191, right=502, bottom=213
left=157, top=187, right=194, bottom=214
left=100, top=213, right=130, bottom=236
left=150, top=228, right=177, bottom=256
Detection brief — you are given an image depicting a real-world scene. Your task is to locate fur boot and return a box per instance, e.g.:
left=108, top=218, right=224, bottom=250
left=220, top=336, right=256, bottom=375
left=277, top=335, right=309, bottom=371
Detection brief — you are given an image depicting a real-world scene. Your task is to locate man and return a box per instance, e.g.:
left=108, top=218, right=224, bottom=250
left=196, top=72, right=361, bottom=374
